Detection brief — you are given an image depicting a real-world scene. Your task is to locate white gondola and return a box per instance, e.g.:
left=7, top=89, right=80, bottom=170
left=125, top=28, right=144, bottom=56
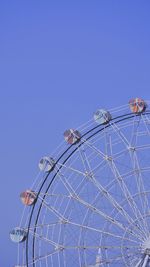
left=94, top=109, right=111, bottom=124
left=10, top=227, right=27, bottom=243
left=39, top=156, right=55, bottom=172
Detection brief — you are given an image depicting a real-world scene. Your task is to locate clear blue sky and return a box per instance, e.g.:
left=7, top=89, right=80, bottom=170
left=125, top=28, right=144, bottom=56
left=0, top=1, right=150, bottom=266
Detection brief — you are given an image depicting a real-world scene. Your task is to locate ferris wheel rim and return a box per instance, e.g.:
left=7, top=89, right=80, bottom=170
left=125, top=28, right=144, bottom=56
left=23, top=110, right=150, bottom=267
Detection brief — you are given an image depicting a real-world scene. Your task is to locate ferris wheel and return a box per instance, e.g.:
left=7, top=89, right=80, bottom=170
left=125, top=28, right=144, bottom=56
left=10, top=98, right=150, bottom=267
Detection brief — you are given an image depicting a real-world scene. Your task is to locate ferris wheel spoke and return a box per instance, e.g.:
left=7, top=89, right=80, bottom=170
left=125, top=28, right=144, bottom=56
left=57, top=161, right=86, bottom=176
left=34, top=195, right=140, bottom=245
left=39, top=192, right=70, bottom=199
left=77, top=143, right=108, bottom=181
left=38, top=197, right=67, bottom=222
left=134, top=258, right=144, bottom=267
left=29, top=229, right=62, bottom=248
left=35, top=244, right=141, bottom=251
left=76, top=143, right=145, bottom=240
left=108, top=159, right=149, bottom=237
left=58, top=172, right=125, bottom=229
left=55, top=162, right=91, bottom=198
left=77, top=147, right=94, bottom=175
left=130, top=150, right=150, bottom=228
left=138, top=144, right=150, bottom=150
left=30, top=249, right=59, bottom=265
left=79, top=138, right=107, bottom=161
left=77, top=146, right=109, bottom=180
left=102, top=129, right=149, bottom=237
left=109, top=121, right=130, bottom=148
left=28, top=221, right=62, bottom=231
left=128, top=117, right=150, bottom=233
left=142, top=254, right=150, bottom=267
left=109, top=160, right=143, bottom=222
left=58, top=149, right=89, bottom=177
left=29, top=239, right=140, bottom=266
left=134, top=254, right=150, bottom=267
left=115, top=251, right=141, bottom=266
left=54, top=171, right=146, bottom=241
left=141, top=114, right=150, bottom=136
left=70, top=222, right=139, bottom=244
left=78, top=135, right=129, bottom=177
left=123, top=253, right=144, bottom=267
left=129, top=116, right=141, bottom=146
left=36, top=218, right=139, bottom=243
left=90, top=176, right=145, bottom=240
left=62, top=245, right=140, bottom=249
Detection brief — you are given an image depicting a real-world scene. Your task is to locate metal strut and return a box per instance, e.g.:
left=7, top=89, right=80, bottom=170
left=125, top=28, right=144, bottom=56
left=142, top=255, right=150, bottom=267
left=135, top=255, right=150, bottom=267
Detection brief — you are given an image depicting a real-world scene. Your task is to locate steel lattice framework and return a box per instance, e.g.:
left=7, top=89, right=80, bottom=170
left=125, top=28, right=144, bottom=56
left=12, top=100, right=150, bottom=267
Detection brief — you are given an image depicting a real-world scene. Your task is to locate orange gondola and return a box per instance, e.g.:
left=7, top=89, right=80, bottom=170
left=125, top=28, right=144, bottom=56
left=129, top=98, right=146, bottom=113
left=20, top=190, right=37, bottom=206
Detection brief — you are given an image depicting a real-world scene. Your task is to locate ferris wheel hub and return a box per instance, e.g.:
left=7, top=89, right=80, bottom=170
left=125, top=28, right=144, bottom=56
left=142, top=237, right=150, bottom=255
left=145, top=249, right=150, bottom=255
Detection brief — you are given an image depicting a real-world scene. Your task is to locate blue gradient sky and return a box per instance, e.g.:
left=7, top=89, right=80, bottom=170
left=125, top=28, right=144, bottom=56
left=0, top=1, right=150, bottom=265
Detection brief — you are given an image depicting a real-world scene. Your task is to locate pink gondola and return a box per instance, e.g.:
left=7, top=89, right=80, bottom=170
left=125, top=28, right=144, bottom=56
left=64, top=129, right=81, bottom=144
